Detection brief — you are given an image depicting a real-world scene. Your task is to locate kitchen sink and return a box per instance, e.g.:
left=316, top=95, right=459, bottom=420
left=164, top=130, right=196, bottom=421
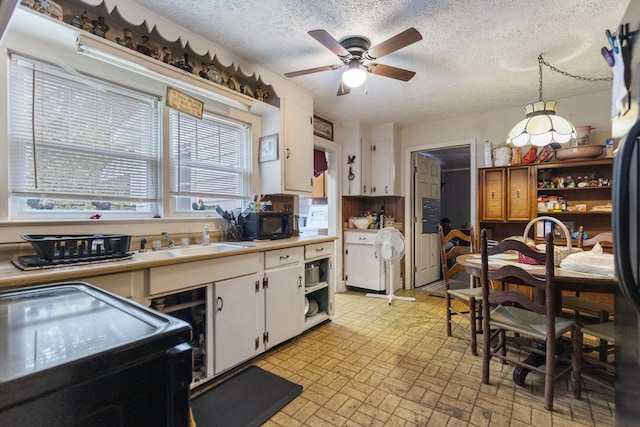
left=135, top=242, right=253, bottom=260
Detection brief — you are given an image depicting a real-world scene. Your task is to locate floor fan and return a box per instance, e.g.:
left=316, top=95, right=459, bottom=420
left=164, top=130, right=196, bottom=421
left=366, top=227, right=415, bottom=305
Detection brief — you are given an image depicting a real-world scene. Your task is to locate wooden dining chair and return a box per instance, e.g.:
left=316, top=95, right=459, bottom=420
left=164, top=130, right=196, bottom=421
left=439, top=225, right=482, bottom=355
left=572, top=321, right=615, bottom=399
left=480, top=229, right=576, bottom=411
left=562, top=226, right=613, bottom=361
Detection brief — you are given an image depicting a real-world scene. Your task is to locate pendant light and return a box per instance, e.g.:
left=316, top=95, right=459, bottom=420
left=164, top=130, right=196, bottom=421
left=506, top=55, right=577, bottom=147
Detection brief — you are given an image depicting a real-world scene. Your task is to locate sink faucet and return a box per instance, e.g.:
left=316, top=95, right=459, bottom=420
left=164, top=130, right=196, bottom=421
left=139, top=237, right=147, bottom=252
left=161, top=231, right=174, bottom=248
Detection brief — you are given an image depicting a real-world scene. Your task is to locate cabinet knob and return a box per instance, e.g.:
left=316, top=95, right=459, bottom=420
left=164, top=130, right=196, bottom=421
left=491, top=191, right=495, bottom=199
left=286, top=148, right=290, bottom=159
left=298, top=276, right=302, bottom=288
left=216, top=296, right=223, bottom=311
left=315, top=248, right=324, bottom=253
left=517, top=189, right=520, bottom=198
left=385, top=185, right=388, bottom=194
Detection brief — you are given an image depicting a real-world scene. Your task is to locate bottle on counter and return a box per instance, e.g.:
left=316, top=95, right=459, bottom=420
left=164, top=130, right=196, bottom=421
left=202, top=224, right=210, bottom=246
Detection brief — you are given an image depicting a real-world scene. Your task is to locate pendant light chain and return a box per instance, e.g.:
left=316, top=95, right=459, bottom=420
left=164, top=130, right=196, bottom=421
left=538, top=55, right=544, bottom=102
left=539, top=53, right=612, bottom=83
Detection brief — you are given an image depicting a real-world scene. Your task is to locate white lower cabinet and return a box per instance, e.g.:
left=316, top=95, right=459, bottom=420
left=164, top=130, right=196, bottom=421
left=213, top=274, right=263, bottom=375
left=304, top=241, right=333, bottom=329
left=263, top=247, right=304, bottom=348
left=344, top=231, right=383, bottom=291
left=145, top=244, right=333, bottom=388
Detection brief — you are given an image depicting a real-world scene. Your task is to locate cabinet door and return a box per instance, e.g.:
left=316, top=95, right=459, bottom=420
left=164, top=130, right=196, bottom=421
left=214, top=274, right=263, bottom=374
left=480, top=168, right=506, bottom=221
left=264, top=264, right=305, bottom=348
left=345, top=243, right=383, bottom=291
left=283, top=98, right=313, bottom=193
left=507, top=167, right=533, bottom=220
left=361, top=134, right=373, bottom=195
left=371, top=138, right=394, bottom=195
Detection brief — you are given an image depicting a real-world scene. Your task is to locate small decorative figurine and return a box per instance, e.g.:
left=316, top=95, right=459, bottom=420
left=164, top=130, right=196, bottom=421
left=71, top=14, right=82, bottom=28
left=80, top=10, right=94, bottom=33
left=199, top=63, right=210, bottom=79
left=227, top=75, right=237, bottom=91
left=123, top=29, right=136, bottom=50
left=175, top=53, right=193, bottom=73
left=92, top=16, right=109, bottom=38
left=255, top=86, right=267, bottom=102
left=136, top=35, right=158, bottom=59
left=161, top=47, right=174, bottom=65
left=207, top=64, right=223, bottom=84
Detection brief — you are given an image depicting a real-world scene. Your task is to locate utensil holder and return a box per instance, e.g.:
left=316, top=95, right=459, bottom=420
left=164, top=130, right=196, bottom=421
left=227, top=224, right=243, bottom=241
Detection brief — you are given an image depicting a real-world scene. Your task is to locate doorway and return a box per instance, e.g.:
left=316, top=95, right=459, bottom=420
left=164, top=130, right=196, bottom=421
left=404, top=139, right=476, bottom=289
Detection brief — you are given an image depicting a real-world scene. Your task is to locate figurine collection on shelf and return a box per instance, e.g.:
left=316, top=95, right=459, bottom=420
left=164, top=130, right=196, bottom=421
left=20, top=0, right=63, bottom=21
left=65, top=5, right=273, bottom=104
left=537, top=172, right=611, bottom=190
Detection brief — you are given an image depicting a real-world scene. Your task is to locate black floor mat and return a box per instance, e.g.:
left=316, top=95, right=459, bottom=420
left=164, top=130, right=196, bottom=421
left=191, top=366, right=302, bottom=427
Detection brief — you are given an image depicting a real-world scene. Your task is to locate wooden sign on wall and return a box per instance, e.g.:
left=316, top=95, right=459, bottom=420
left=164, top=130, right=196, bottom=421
left=166, top=87, right=204, bottom=119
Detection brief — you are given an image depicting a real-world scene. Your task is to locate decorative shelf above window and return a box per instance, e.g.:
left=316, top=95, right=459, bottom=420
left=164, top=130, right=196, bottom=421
left=20, top=0, right=280, bottom=109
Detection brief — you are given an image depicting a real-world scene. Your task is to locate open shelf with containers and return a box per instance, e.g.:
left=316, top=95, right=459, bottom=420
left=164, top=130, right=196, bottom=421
left=150, top=286, right=208, bottom=386
left=534, top=158, right=613, bottom=246
left=304, top=242, right=333, bottom=329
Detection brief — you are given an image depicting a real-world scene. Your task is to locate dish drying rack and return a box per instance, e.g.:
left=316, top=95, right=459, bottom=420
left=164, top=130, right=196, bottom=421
left=20, top=234, right=132, bottom=263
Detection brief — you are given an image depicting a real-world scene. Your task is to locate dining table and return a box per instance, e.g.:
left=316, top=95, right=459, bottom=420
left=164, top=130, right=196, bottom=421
left=456, top=252, right=617, bottom=385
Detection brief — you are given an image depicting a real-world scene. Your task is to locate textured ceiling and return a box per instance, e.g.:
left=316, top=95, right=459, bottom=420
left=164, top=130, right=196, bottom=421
left=129, top=0, right=630, bottom=127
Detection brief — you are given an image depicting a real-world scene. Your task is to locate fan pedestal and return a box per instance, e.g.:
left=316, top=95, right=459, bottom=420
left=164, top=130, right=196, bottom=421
left=366, top=229, right=415, bottom=305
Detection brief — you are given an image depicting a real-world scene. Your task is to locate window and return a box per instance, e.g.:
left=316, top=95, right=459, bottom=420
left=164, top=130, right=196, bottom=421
left=169, top=110, right=251, bottom=213
left=8, top=54, right=160, bottom=219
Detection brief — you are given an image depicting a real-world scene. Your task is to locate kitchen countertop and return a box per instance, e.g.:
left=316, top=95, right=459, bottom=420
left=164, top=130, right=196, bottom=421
left=0, top=235, right=337, bottom=290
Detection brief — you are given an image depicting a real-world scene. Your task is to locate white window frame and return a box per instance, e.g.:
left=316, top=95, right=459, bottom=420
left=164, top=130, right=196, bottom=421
left=7, top=53, right=161, bottom=220
left=168, top=109, right=252, bottom=216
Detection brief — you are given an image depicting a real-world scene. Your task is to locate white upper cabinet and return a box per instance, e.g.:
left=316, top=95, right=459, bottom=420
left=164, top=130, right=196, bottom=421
left=342, top=120, right=372, bottom=196
left=260, top=97, right=314, bottom=195
left=343, top=121, right=401, bottom=196
left=371, top=123, right=402, bottom=196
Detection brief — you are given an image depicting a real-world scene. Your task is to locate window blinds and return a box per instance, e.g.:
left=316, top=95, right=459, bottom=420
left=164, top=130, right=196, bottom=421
left=169, top=110, right=250, bottom=200
left=8, top=54, right=160, bottom=203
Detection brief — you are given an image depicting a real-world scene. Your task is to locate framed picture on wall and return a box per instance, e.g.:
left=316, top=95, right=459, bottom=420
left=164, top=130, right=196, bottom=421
left=259, top=133, right=279, bottom=162
left=313, top=115, right=334, bottom=141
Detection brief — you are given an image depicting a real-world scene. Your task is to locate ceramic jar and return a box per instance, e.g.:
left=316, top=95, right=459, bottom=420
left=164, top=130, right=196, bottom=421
left=493, top=145, right=512, bottom=166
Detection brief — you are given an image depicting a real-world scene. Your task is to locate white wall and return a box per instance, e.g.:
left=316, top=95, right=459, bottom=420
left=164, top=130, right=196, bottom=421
left=401, top=90, right=612, bottom=173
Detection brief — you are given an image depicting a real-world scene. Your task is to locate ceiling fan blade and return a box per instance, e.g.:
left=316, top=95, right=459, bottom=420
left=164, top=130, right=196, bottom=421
left=284, top=64, right=342, bottom=78
left=337, top=82, right=351, bottom=96
left=367, top=63, right=416, bottom=81
left=363, top=27, right=422, bottom=60
left=308, top=29, right=350, bottom=57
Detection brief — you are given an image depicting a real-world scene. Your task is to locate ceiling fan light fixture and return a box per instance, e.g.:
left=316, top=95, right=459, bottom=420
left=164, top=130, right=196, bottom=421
left=342, top=61, right=367, bottom=88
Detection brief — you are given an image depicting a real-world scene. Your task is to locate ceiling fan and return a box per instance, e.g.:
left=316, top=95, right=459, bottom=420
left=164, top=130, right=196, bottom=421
left=284, top=28, right=422, bottom=96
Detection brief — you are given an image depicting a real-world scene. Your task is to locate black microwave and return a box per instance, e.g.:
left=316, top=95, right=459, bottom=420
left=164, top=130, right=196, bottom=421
left=239, top=212, right=297, bottom=240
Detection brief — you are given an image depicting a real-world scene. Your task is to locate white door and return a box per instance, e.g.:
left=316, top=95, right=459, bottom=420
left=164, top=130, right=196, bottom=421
left=413, top=154, right=442, bottom=287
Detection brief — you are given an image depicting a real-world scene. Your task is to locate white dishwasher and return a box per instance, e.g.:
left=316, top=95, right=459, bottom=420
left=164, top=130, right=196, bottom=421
left=344, top=230, right=384, bottom=291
